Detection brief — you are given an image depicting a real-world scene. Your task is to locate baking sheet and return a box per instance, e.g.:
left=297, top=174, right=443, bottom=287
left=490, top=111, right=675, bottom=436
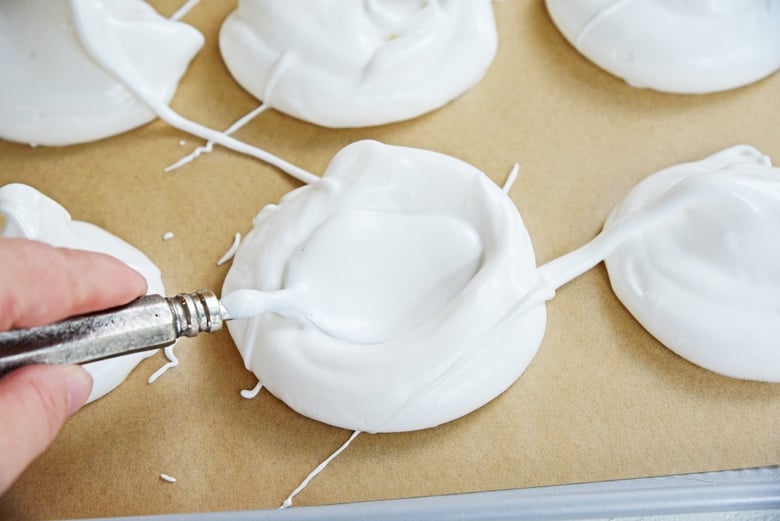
left=1, top=1, right=778, bottom=519
left=76, top=466, right=780, bottom=521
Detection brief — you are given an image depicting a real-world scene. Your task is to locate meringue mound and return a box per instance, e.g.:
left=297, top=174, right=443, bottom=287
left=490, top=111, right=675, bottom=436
left=222, top=140, right=546, bottom=432
left=0, top=0, right=203, bottom=146
left=0, top=183, right=166, bottom=402
left=546, top=0, right=780, bottom=94
left=605, top=146, right=780, bottom=382
left=219, top=0, right=497, bottom=127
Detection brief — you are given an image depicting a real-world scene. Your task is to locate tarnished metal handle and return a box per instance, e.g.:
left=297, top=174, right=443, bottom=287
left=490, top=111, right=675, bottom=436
left=0, top=290, right=225, bottom=378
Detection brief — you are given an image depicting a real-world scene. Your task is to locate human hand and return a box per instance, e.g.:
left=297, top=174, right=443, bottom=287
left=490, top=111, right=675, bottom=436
left=0, top=238, right=147, bottom=495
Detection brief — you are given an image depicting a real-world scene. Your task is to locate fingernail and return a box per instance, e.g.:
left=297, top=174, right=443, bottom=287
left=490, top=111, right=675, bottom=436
left=65, top=366, right=93, bottom=417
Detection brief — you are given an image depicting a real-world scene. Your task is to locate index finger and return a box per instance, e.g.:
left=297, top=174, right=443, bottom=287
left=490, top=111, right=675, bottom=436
left=0, top=238, right=148, bottom=331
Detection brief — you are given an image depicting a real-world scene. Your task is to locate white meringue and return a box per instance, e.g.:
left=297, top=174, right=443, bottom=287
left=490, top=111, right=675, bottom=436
left=605, top=145, right=780, bottom=382
left=222, top=141, right=546, bottom=432
left=0, top=183, right=166, bottom=401
left=0, top=0, right=203, bottom=146
left=219, top=0, right=497, bottom=127
left=546, top=0, right=780, bottom=93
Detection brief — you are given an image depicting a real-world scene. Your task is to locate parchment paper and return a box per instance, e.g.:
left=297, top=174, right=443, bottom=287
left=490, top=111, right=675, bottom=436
left=0, top=1, right=778, bottom=519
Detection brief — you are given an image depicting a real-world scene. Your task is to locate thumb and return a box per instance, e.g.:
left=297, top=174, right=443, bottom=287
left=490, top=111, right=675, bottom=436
left=0, top=365, right=93, bottom=495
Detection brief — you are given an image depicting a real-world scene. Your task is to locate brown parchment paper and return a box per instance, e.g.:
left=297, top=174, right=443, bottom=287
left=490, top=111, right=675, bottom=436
left=1, top=1, right=778, bottom=519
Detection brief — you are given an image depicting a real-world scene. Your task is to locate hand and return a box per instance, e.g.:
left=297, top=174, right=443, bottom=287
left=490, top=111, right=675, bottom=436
left=0, top=238, right=147, bottom=495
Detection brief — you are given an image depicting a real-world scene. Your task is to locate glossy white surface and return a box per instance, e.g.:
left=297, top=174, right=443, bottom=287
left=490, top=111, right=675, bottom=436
left=0, top=183, right=166, bottom=402
left=0, top=0, right=203, bottom=146
left=546, top=0, right=780, bottom=93
left=222, top=140, right=546, bottom=432
left=605, top=146, right=780, bottom=382
left=67, top=0, right=315, bottom=184
left=219, top=0, right=497, bottom=127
